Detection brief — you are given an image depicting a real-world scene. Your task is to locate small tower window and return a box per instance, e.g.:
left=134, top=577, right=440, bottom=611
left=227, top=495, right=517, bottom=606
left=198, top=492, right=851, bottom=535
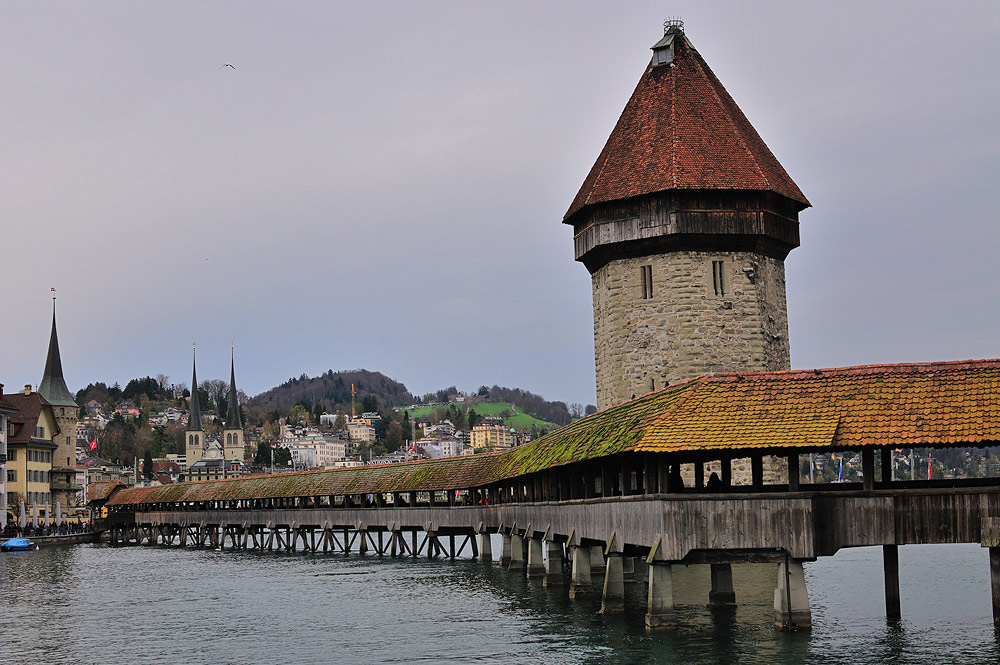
left=712, top=260, right=727, bottom=296
left=641, top=265, right=654, bottom=299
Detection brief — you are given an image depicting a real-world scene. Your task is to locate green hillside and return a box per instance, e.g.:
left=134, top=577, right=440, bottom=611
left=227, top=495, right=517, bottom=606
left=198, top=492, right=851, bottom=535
left=401, top=402, right=558, bottom=431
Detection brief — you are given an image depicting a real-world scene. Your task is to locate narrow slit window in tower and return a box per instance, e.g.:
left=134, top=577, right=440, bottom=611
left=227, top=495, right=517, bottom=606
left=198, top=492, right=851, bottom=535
left=712, top=260, right=726, bottom=296
left=641, top=265, right=654, bottom=299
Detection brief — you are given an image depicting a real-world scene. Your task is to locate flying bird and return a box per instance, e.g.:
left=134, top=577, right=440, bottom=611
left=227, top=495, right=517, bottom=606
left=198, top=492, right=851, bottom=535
left=222, top=63, right=236, bottom=70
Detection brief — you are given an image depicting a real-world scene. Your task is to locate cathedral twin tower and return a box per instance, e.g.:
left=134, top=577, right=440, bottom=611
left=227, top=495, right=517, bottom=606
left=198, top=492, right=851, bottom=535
left=567, top=21, right=809, bottom=410
left=185, top=348, right=245, bottom=468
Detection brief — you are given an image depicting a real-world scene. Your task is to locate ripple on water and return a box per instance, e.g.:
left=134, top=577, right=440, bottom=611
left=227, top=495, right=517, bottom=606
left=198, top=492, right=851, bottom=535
left=1, top=543, right=999, bottom=665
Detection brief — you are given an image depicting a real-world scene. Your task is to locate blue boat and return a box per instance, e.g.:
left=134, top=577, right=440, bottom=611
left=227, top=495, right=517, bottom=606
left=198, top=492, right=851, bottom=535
left=1, top=538, right=37, bottom=552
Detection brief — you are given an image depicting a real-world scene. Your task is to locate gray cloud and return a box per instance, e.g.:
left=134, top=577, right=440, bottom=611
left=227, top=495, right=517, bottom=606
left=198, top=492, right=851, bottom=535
left=3, top=1, right=997, bottom=406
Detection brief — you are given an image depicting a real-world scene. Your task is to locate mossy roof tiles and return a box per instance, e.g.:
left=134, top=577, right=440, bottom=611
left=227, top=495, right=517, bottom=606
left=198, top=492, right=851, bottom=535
left=88, top=480, right=125, bottom=502
left=106, top=359, right=1000, bottom=506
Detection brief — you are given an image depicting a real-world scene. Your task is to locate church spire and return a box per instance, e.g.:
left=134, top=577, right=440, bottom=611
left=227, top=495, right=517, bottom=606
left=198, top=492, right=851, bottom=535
left=38, top=291, right=77, bottom=408
left=187, top=345, right=203, bottom=431
left=225, top=346, right=243, bottom=430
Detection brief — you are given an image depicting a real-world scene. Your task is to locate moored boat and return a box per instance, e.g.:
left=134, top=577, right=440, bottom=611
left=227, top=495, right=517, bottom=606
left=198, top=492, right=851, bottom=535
left=1, top=538, right=38, bottom=552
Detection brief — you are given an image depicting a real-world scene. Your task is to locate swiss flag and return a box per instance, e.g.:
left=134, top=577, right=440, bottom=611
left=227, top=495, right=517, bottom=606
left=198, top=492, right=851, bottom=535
left=89, top=437, right=97, bottom=451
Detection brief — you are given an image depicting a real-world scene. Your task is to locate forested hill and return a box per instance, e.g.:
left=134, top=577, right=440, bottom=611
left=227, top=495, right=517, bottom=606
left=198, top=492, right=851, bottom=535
left=249, top=369, right=413, bottom=413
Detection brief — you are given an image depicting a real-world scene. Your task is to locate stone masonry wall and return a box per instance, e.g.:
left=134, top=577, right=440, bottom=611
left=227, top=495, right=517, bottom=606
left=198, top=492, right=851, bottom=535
left=592, top=251, right=790, bottom=411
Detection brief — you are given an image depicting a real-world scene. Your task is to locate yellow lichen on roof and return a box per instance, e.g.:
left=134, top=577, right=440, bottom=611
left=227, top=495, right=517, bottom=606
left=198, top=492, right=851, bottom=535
left=633, top=360, right=1000, bottom=453
left=102, top=359, right=1000, bottom=507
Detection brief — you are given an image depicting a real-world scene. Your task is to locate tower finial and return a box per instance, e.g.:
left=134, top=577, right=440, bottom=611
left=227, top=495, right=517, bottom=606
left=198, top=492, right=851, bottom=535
left=664, top=17, right=684, bottom=34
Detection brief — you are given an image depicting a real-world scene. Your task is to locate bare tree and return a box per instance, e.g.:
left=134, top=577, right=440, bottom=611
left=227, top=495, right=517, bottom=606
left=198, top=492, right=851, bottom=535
left=201, top=379, right=228, bottom=411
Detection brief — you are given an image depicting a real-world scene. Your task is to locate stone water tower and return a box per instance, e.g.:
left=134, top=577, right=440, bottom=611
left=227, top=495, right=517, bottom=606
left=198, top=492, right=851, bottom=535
left=565, top=20, right=810, bottom=410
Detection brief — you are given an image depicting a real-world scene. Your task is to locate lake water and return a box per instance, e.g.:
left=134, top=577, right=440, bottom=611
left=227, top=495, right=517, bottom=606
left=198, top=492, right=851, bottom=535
left=1, top=540, right=997, bottom=664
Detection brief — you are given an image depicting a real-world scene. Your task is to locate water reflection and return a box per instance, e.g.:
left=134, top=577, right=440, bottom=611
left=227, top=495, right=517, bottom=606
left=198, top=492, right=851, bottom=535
left=1, top=543, right=998, bottom=664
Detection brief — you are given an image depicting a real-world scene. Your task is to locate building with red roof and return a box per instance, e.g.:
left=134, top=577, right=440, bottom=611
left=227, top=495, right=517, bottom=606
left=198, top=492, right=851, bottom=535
left=568, top=20, right=810, bottom=411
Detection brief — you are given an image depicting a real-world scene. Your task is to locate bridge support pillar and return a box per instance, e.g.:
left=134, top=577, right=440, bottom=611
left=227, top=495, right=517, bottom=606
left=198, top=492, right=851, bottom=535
left=543, top=541, right=564, bottom=586
left=645, top=562, right=674, bottom=629
left=990, top=546, right=1000, bottom=626
left=508, top=533, right=525, bottom=571
left=883, top=545, right=901, bottom=621
left=622, top=556, right=636, bottom=582
left=600, top=553, right=626, bottom=614
left=590, top=545, right=605, bottom=572
left=479, top=533, right=492, bottom=562
left=568, top=546, right=592, bottom=599
left=526, top=537, right=545, bottom=578
left=774, top=559, right=812, bottom=631
left=500, top=534, right=512, bottom=568
left=709, top=563, right=736, bottom=607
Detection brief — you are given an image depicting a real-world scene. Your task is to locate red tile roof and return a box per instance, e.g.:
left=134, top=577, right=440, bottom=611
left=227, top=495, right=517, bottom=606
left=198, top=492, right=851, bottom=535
left=565, top=30, right=809, bottom=221
left=634, top=359, right=1000, bottom=453
left=103, top=359, right=1000, bottom=506
left=88, top=480, right=125, bottom=503
left=2, top=392, right=51, bottom=444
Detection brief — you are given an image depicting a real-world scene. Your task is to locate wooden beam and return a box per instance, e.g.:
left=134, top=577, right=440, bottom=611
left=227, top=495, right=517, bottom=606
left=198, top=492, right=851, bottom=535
left=881, top=447, right=893, bottom=485
left=863, top=449, right=875, bottom=491
left=883, top=544, right=901, bottom=621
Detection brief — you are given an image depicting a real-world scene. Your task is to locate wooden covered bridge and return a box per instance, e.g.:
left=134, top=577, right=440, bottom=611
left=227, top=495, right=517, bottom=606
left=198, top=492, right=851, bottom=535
left=92, top=359, right=1000, bottom=630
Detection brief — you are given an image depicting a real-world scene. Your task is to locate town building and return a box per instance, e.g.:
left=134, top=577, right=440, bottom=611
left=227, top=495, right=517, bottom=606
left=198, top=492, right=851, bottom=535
left=0, top=384, right=17, bottom=521
left=185, top=457, right=246, bottom=482
left=426, top=420, right=455, bottom=437
left=3, top=385, right=58, bottom=522
left=113, top=400, right=140, bottom=420
left=185, top=347, right=247, bottom=474
left=439, top=436, right=463, bottom=458
left=347, top=421, right=376, bottom=443
left=149, top=407, right=185, bottom=426
left=565, top=20, right=809, bottom=411
left=470, top=423, right=515, bottom=452
left=37, top=300, right=81, bottom=512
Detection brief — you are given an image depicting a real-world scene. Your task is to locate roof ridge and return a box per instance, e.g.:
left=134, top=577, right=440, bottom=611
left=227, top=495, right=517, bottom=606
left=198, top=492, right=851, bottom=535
left=669, top=59, right=677, bottom=189
left=702, top=358, right=1000, bottom=382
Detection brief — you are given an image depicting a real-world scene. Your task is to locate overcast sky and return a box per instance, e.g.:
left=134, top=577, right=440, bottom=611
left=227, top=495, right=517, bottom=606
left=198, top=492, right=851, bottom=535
left=3, top=1, right=998, bottom=407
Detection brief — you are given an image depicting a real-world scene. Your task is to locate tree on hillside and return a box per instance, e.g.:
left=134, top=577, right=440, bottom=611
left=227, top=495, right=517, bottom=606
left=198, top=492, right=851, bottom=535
left=449, top=405, right=467, bottom=431
left=401, top=412, right=412, bottom=444
left=288, top=404, right=309, bottom=426
left=385, top=421, right=403, bottom=452
left=254, top=441, right=291, bottom=469
left=202, top=379, right=228, bottom=412
left=362, top=395, right=378, bottom=413
left=151, top=425, right=172, bottom=458
left=585, top=404, right=597, bottom=416
left=123, top=376, right=170, bottom=402
left=333, top=413, right=346, bottom=431
left=467, top=408, right=481, bottom=430
left=477, top=386, right=489, bottom=397
left=143, top=450, right=154, bottom=480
